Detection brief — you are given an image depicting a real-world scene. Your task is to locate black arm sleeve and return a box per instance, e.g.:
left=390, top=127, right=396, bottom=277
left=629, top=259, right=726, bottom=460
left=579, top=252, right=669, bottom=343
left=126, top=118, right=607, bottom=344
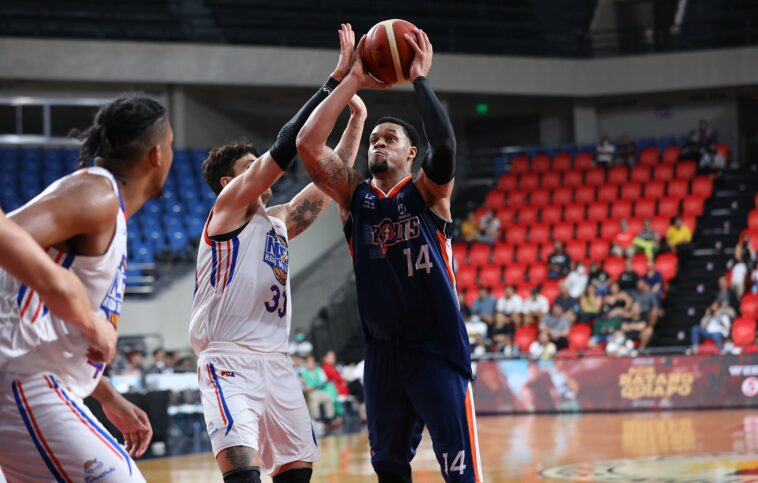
left=268, top=76, right=341, bottom=171
left=414, top=76, right=456, bottom=184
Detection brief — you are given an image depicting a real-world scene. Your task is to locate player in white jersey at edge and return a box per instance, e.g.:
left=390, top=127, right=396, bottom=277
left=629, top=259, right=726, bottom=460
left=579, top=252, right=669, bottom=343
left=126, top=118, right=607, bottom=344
left=189, top=24, right=365, bottom=483
left=0, top=95, right=172, bottom=482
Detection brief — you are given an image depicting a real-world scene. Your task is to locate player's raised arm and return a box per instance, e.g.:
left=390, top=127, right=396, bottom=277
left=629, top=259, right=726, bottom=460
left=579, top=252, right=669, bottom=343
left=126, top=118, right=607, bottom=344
left=405, top=29, right=457, bottom=218
left=268, top=93, right=366, bottom=239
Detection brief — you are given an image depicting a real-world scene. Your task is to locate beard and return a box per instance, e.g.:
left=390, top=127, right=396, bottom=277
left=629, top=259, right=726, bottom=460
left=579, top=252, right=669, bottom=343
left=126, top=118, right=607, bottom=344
left=261, top=188, right=273, bottom=205
left=368, top=158, right=389, bottom=174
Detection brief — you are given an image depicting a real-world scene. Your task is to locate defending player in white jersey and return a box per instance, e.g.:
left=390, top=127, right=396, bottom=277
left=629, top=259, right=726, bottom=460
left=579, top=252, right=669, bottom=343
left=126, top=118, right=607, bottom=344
left=189, top=24, right=365, bottom=483
left=0, top=95, right=172, bottom=482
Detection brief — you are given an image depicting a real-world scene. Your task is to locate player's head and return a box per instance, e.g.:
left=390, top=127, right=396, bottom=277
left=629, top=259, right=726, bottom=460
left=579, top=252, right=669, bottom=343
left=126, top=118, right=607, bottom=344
left=368, top=116, right=420, bottom=177
left=202, top=138, right=271, bottom=204
left=72, top=94, right=173, bottom=198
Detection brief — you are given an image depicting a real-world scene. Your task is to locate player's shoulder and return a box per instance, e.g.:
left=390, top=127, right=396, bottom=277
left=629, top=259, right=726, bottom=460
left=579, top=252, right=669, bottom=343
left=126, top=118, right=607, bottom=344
left=55, top=171, right=121, bottom=216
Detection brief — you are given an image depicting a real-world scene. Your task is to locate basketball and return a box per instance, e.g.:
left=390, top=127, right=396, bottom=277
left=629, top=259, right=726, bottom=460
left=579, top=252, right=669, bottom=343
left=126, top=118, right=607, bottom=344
left=362, top=19, right=418, bottom=85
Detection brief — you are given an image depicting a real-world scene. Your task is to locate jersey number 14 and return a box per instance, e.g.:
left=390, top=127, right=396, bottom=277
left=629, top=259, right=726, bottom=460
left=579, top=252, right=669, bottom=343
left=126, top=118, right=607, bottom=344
left=403, top=244, right=433, bottom=277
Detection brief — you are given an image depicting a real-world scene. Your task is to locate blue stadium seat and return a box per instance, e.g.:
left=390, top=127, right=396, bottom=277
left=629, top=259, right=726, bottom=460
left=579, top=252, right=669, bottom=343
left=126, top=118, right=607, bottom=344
left=186, top=214, right=205, bottom=239
left=169, top=229, right=188, bottom=253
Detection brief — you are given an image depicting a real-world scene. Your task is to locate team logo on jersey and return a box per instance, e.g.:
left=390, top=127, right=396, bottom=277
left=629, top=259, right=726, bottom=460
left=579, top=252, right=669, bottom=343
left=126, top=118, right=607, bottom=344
left=100, top=255, right=126, bottom=329
left=220, top=370, right=236, bottom=377
left=363, top=193, right=376, bottom=209
left=83, top=457, right=115, bottom=482
left=371, top=216, right=421, bottom=254
left=264, top=228, right=289, bottom=285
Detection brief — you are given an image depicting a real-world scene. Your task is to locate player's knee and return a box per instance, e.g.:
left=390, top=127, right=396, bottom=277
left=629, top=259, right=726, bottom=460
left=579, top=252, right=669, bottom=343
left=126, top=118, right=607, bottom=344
left=223, top=466, right=261, bottom=483
left=375, top=469, right=412, bottom=483
left=272, top=467, right=312, bottom=483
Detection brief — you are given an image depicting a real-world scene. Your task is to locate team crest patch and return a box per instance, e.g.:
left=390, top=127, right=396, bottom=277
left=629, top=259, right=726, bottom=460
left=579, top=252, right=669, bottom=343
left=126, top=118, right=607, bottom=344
left=371, top=216, right=420, bottom=254
left=264, top=228, right=289, bottom=285
left=100, top=255, right=126, bottom=329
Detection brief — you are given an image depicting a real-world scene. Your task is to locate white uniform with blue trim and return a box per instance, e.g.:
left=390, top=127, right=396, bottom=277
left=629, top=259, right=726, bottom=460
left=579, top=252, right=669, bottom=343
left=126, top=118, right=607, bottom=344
left=0, top=167, right=144, bottom=482
left=190, top=205, right=319, bottom=476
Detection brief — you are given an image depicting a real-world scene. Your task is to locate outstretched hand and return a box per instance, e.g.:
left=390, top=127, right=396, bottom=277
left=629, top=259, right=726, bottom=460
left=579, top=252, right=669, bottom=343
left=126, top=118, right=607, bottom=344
left=349, top=35, right=391, bottom=89
left=404, top=28, right=433, bottom=81
left=332, top=23, right=355, bottom=81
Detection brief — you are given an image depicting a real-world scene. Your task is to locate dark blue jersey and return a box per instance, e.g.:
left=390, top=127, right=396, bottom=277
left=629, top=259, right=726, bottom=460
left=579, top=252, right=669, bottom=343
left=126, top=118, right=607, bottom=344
left=344, top=175, right=471, bottom=377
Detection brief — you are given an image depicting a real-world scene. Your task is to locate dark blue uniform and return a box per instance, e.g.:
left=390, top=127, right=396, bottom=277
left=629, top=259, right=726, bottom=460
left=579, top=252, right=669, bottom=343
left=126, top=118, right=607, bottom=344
left=344, top=175, right=483, bottom=482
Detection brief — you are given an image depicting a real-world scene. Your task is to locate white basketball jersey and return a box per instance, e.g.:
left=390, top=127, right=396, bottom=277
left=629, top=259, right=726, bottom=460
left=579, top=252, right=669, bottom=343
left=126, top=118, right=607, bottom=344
left=0, top=167, right=127, bottom=398
left=190, top=206, right=291, bottom=355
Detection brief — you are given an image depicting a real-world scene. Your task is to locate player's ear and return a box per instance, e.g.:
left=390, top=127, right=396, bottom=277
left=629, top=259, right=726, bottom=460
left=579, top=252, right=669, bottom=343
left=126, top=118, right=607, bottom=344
left=407, top=146, right=417, bottom=164
left=146, top=145, right=161, bottom=167
left=219, top=176, right=233, bottom=189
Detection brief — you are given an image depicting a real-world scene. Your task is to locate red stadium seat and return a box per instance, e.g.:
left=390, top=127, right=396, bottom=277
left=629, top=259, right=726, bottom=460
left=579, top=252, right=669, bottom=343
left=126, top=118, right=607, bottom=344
left=539, top=243, right=554, bottom=262
left=517, top=243, right=540, bottom=265
left=576, top=221, right=597, bottom=241
left=491, top=285, right=506, bottom=300
left=732, top=317, right=757, bottom=347
left=553, top=187, right=573, bottom=206
left=608, top=166, right=628, bottom=185
left=563, top=170, right=584, bottom=188
left=452, top=243, right=467, bottom=269
left=498, top=173, right=518, bottom=191
left=564, top=204, right=585, bottom=223
left=683, top=215, right=697, bottom=233
left=749, top=210, right=758, bottom=230
left=741, top=294, right=758, bottom=320
left=574, top=152, right=594, bottom=170
left=530, top=188, right=551, bottom=207
left=657, top=198, right=680, bottom=218
left=655, top=253, right=678, bottom=282
left=620, top=183, right=642, bottom=202
left=691, top=175, right=713, bottom=198
left=611, top=200, right=633, bottom=220
left=588, top=242, right=610, bottom=262
left=553, top=223, right=574, bottom=243
left=653, top=164, right=675, bottom=182
left=640, top=147, right=659, bottom=166
left=541, top=281, right=561, bottom=304
left=574, top=186, right=596, bottom=204
left=465, top=289, right=478, bottom=307
left=630, top=165, right=650, bottom=183
left=662, top=145, right=680, bottom=164
left=507, top=190, right=528, bottom=208
left=492, top=242, right=515, bottom=265
left=504, top=263, right=527, bottom=286
left=456, top=266, right=477, bottom=290
left=541, top=205, right=562, bottom=225
left=744, top=346, right=758, bottom=354
left=505, top=224, right=527, bottom=245
left=518, top=206, right=539, bottom=225
left=676, top=160, right=697, bottom=180
left=627, top=218, right=644, bottom=235
left=519, top=173, right=539, bottom=191
left=514, top=325, right=538, bottom=353
left=496, top=208, right=516, bottom=226
left=484, top=190, right=505, bottom=209
left=541, top=171, right=561, bottom=189
left=634, top=199, right=656, bottom=219
left=588, top=202, right=609, bottom=222
left=651, top=217, right=669, bottom=237
left=553, top=153, right=572, bottom=172
left=528, top=224, right=551, bottom=246
left=585, top=167, right=606, bottom=186
left=600, top=221, right=621, bottom=241
left=528, top=263, right=548, bottom=285
left=682, top=195, right=706, bottom=217
left=604, top=257, right=625, bottom=280
left=511, top=155, right=530, bottom=174
left=516, top=284, right=533, bottom=300
left=716, top=142, right=730, bottom=160
left=597, top=184, right=618, bottom=203
left=479, top=265, right=502, bottom=288
left=632, top=254, right=648, bottom=276
left=667, top=179, right=689, bottom=199
left=644, top=180, right=666, bottom=200
left=566, top=240, right=588, bottom=261
left=696, top=342, right=721, bottom=355
left=532, top=154, right=551, bottom=173
left=568, top=324, right=592, bottom=350
left=468, top=243, right=491, bottom=267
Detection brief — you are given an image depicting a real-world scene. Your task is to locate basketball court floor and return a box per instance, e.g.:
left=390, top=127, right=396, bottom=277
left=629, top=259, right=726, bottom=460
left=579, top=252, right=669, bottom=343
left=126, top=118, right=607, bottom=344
left=138, top=408, right=758, bottom=482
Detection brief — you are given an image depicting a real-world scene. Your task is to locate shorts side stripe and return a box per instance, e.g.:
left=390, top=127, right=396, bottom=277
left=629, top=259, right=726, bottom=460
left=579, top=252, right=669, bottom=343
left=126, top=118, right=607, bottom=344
left=208, top=363, right=234, bottom=435
left=465, top=383, right=484, bottom=482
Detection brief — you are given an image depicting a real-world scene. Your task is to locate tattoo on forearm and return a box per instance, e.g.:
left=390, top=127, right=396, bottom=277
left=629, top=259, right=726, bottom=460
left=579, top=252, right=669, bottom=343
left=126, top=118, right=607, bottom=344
left=290, top=198, right=324, bottom=237
left=223, top=446, right=254, bottom=470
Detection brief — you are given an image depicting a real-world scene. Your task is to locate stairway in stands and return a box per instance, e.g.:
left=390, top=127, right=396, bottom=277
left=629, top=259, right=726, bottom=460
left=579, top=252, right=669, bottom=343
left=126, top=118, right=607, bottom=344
left=654, top=163, right=758, bottom=346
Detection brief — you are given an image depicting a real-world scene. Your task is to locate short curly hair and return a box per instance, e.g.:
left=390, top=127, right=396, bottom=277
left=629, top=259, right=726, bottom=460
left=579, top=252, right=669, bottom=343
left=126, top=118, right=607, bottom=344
left=202, top=138, right=260, bottom=195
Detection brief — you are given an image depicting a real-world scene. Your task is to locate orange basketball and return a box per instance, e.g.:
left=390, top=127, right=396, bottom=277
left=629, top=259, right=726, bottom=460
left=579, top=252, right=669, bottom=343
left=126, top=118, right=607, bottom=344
left=362, top=19, right=417, bottom=85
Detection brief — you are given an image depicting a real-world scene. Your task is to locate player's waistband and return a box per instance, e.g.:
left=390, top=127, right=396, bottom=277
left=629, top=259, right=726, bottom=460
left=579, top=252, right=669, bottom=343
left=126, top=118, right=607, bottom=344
left=201, top=342, right=290, bottom=359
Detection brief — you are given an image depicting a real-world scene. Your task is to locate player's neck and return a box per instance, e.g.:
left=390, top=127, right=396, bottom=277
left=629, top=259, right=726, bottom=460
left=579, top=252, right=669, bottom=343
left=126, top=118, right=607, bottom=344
left=372, top=172, right=411, bottom=195
left=117, top=178, right=154, bottom=218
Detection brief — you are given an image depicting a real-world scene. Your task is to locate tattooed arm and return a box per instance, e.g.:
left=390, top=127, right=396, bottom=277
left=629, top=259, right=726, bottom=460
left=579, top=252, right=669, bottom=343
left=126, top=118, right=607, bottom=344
left=268, top=94, right=366, bottom=239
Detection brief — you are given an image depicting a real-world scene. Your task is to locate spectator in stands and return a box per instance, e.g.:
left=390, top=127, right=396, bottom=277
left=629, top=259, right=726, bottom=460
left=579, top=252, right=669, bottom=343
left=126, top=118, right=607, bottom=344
left=680, top=130, right=702, bottom=162
left=460, top=211, right=479, bottom=243
left=602, top=282, right=634, bottom=319
left=691, top=300, right=734, bottom=351
left=750, top=261, right=758, bottom=294
left=290, top=327, right=314, bottom=356
left=300, top=355, right=341, bottom=428
left=632, top=279, right=661, bottom=327
left=716, top=275, right=740, bottom=311
left=621, top=303, right=653, bottom=350
left=540, top=304, right=571, bottom=349
left=523, top=287, right=550, bottom=319
left=729, top=253, right=749, bottom=299
left=173, top=355, right=196, bottom=373
left=612, top=219, right=635, bottom=258
left=697, top=120, right=716, bottom=147
left=321, top=350, right=350, bottom=400
left=471, top=286, right=497, bottom=325
left=618, top=258, right=639, bottom=292
left=565, top=262, right=589, bottom=299
left=700, top=144, right=727, bottom=171
left=595, top=135, right=615, bottom=167
left=122, top=349, right=145, bottom=378
left=579, top=284, right=602, bottom=323
left=665, top=216, right=692, bottom=254
left=588, top=261, right=611, bottom=296
left=606, top=330, right=635, bottom=357
left=529, top=330, right=557, bottom=361
left=471, top=334, right=489, bottom=356
left=589, top=310, right=622, bottom=347
left=633, top=218, right=660, bottom=260
left=488, top=314, right=515, bottom=355
left=553, top=281, right=577, bottom=314
left=548, top=241, right=572, bottom=279
left=147, top=347, right=175, bottom=374
left=642, top=259, right=665, bottom=302
left=496, top=285, right=523, bottom=326
left=615, top=135, right=636, bottom=166
left=458, top=291, right=471, bottom=319
left=478, top=209, right=500, bottom=243
left=464, top=311, right=489, bottom=345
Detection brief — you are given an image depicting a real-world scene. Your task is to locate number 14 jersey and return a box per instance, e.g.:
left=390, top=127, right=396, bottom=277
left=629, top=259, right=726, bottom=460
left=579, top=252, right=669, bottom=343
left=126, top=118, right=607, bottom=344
left=344, top=175, right=471, bottom=377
